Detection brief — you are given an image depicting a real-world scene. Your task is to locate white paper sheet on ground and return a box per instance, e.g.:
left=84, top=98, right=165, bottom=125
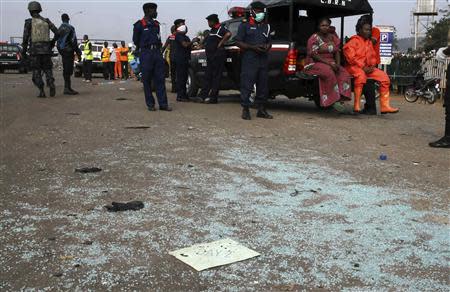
left=169, top=238, right=260, bottom=271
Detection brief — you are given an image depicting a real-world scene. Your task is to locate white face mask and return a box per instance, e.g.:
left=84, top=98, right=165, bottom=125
left=177, top=25, right=187, bottom=33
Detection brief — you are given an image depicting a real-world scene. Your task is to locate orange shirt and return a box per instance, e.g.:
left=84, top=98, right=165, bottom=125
left=119, top=47, right=129, bottom=62
left=343, top=35, right=377, bottom=69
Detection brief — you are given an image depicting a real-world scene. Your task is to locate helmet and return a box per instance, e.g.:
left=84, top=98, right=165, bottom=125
left=28, top=1, right=42, bottom=12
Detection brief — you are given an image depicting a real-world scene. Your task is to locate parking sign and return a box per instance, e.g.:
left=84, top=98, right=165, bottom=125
left=378, top=26, right=396, bottom=65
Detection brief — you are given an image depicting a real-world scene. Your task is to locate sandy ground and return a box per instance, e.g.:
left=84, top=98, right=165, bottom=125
left=1, top=72, right=449, bottom=291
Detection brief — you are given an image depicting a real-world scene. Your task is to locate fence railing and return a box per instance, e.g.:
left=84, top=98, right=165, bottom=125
left=423, top=58, right=449, bottom=90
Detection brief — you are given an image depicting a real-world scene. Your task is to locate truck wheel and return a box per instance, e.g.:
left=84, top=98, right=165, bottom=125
left=0, top=68, right=4, bottom=74
left=187, top=69, right=199, bottom=97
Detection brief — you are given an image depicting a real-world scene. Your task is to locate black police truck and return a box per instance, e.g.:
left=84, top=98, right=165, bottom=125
left=188, top=0, right=373, bottom=108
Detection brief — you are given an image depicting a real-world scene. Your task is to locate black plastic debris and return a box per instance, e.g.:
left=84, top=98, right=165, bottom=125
left=104, top=201, right=144, bottom=212
left=124, top=126, right=150, bottom=129
left=115, top=97, right=130, bottom=101
left=65, top=112, right=80, bottom=116
left=53, top=272, right=63, bottom=277
left=75, top=167, right=102, bottom=173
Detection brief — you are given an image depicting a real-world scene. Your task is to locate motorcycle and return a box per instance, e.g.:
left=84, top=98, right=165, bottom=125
left=404, top=69, right=441, bottom=104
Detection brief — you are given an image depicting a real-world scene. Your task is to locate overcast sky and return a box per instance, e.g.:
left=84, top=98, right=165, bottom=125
left=1, top=0, right=448, bottom=43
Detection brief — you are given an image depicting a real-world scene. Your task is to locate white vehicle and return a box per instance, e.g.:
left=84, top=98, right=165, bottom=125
left=74, top=41, right=121, bottom=77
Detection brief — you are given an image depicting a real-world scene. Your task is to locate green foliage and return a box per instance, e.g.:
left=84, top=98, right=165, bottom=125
left=423, top=12, right=449, bottom=51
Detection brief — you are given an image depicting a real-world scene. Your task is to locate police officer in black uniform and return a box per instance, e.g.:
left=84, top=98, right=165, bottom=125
left=198, top=14, right=231, bottom=104
left=57, top=13, right=82, bottom=95
left=173, top=19, right=194, bottom=102
left=133, top=3, right=171, bottom=111
left=235, top=1, right=273, bottom=120
left=162, top=25, right=177, bottom=93
left=22, top=1, right=59, bottom=98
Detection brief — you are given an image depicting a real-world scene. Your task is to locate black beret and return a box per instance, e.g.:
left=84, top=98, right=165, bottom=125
left=174, top=19, right=185, bottom=26
left=143, top=3, right=157, bottom=10
left=251, top=1, right=267, bottom=10
left=206, top=14, right=219, bottom=21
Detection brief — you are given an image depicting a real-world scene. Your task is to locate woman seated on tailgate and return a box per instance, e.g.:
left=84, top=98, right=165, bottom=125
left=343, top=16, right=399, bottom=114
left=304, top=17, right=352, bottom=112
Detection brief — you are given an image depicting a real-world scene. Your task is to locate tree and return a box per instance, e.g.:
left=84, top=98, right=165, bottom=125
left=422, top=12, right=449, bottom=51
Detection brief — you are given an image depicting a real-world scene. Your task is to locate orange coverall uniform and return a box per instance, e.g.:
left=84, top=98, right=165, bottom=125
left=344, top=34, right=399, bottom=113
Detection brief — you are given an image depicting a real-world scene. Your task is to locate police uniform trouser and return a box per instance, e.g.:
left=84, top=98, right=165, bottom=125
left=141, top=49, right=168, bottom=108
left=240, top=56, right=268, bottom=107
left=445, top=63, right=450, bottom=137
left=176, top=61, right=189, bottom=100
left=170, top=59, right=177, bottom=92
left=199, top=51, right=226, bottom=99
left=61, top=52, right=75, bottom=88
left=83, top=60, right=93, bottom=80
left=30, top=54, right=54, bottom=89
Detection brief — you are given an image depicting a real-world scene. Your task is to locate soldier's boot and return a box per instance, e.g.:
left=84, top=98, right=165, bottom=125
left=64, top=79, right=78, bottom=95
left=256, top=104, right=273, bottom=119
left=37, top=87, right=46, bottom=98
left=242, top=107, right=251, bottom=120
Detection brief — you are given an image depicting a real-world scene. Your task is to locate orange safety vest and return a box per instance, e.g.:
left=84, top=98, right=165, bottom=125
left=119, top=47, right=129, bottom=62
left=101, top=47, right=110, bottom=62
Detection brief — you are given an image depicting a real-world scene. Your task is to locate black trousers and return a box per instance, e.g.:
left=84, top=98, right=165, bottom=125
left=61, top=53, right=75, bottom=88
left=109, top=62, right=115, bottom=80
left=170, top=59, right=177, bottom=92
left=176, top=61, right=189, bottom=100
left=445, top=63, right=450, bottom=137
left=30, top=55, right=54, bottom=89
left=121, top=61, right=129, bottom=79
left=103, top=62, right=110, bottom=80
left=199, top=52, right=226, bottom=100
left=83, top=60, right=93, bottom=80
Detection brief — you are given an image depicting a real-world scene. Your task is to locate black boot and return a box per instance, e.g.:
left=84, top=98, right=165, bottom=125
left=63, top=78, right=75, bottom=95
left=242, top=107, right=251, bottom=120
left=67, top=79, right=78, bottom=95
left=256, top=105, right=273, bottom=119
left=49, top=83, right=56, bottom=97
left=429, top=136, right=450, bottom=148
left=37, top=87, right=46, bottom=98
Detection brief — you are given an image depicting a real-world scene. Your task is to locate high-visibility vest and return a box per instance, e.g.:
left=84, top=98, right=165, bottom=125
left=119, top=47, right=129, bottom=62
left=127, top=51, right=135, bottom=62
left=101, top=47, right=110, bottom=62
left=83, top=40, right=93, bottom=60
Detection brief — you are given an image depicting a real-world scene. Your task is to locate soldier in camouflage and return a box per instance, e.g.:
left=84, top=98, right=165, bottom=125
left=22, top=1, right=59, bottom=97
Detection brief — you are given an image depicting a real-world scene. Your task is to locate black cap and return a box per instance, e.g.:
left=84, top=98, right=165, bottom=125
left=143, top=3, right=157, bottom=10
left=206, top=14, right=219, bottom=22
left=251, top=1, right=267, bottom=10
left=174, top=19, right=185, bottom=26
left=61, top=13, right=69, bottom=21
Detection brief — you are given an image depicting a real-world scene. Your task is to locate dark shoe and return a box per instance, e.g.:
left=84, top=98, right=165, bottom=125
left=242, top=108, right=251, bottom=120
left=176, top=98, right=190, bottom=102
left=49, top=84, right=56, bottom=97
left=429, top=137, right=450, bottom=148
left=360, top=108, right=377, bottom=115
left=147, top=106, right=157, bottom=111
left=69, top=88, right=79, bottom=95
left=159, top=106, right=172, bottom=111
left=64, top=88, right=77, bottom=95
left=205, top=97, right=218, bottom=104
left=256, top=108, right=273, bottom=119
left=37, top=88, right=46, bottom=98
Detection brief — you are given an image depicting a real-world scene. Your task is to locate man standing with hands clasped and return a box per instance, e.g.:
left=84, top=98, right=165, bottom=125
left=133, top=3, right=171, bottom=111
left=235, top=1, right=273, bottom=120
left=197, top=14, right=231, bottom=104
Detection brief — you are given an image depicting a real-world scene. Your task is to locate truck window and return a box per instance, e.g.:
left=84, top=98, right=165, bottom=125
left=226, top=21, right=242, bottom=43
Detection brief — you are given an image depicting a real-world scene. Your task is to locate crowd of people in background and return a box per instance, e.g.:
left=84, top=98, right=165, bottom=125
left=20, top=1, right=450, bottom=148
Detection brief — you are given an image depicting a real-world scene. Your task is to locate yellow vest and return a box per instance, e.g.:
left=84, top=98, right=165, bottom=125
left=127, top=51, right=135, bottom=62
left=83, top=40, right=93, bottom=60
left=101, top=47, right=110, bottom=62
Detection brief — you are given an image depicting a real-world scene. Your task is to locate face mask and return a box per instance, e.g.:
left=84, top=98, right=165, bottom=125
left=255, top=12, right=265, bottom=22
left=177, top=25, right=187, bottom=33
